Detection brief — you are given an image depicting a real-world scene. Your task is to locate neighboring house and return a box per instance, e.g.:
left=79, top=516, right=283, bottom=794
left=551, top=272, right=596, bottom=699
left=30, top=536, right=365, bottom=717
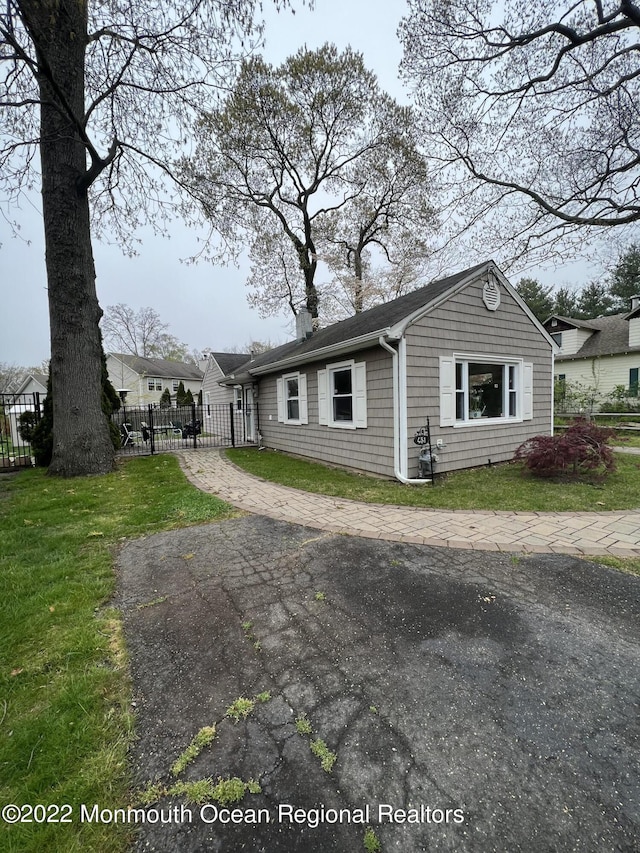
left=14, top=372, right=48, bottom=397
left=218, top=261, right=555, bottom=480
left=106, top=353, right=203, bottom=406
left=4, top=373, right=48, bottom=449
left=544, top=299, right=640, bottom=401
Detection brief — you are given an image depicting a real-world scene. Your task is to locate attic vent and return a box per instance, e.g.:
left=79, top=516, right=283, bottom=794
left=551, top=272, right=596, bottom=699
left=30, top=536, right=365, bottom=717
left=482, top=278, right=501, bottom=311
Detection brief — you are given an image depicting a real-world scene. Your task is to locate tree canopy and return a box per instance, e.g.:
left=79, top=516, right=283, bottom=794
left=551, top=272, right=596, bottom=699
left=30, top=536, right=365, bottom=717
left=101, top=304, right=195, bottom=362
left=399, top=1, right=640, bottom=265
left=516, top=244, right=640, bottom=321
left=183, top=43, right=436, bottom=324
left=0, top=0, right=289, bottom=475
left=514, top=279, right=555, bottom=323
left=609, top=243, right=640, bottom=311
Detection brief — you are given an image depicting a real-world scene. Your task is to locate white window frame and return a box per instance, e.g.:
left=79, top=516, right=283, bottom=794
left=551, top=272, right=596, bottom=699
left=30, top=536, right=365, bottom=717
left=148, top=378, right=162, bottom=392
left=318, top=360, right=367, bottom=430
left=172, top=380, right=180, bottom=392
left=440, top=354, right=533, bottom=427
left=276, top=372, right=308, bottom=425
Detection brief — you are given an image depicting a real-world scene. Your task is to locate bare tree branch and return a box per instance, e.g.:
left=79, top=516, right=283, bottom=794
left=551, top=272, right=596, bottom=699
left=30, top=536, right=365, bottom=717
left=400, top=0, right=640, bottom=266
left=183, top=44, right=435, bottom=321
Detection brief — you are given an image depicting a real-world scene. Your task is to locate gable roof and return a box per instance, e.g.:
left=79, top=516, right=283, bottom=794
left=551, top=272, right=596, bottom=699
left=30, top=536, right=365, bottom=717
left=545, top=315, right=601, bottom=331
left=208, top=352, right=251, bottom=375
left=15, top=372, right=48, bottom=395
left=550, top=314, right=639, bottom=361
left=108, top=353, right=203, bottom=381
left=223, top=261, right=526, bottom=382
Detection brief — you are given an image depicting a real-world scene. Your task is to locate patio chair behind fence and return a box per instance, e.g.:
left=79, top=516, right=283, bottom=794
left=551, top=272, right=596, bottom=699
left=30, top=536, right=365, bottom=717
left=0, top=396, right=251, bottom=467
left=113, top=401, right=256, bottom=456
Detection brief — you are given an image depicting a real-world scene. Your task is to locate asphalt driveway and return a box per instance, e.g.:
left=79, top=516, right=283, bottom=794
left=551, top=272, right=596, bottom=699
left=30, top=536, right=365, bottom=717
left=117, top=516, right=639, bottom=852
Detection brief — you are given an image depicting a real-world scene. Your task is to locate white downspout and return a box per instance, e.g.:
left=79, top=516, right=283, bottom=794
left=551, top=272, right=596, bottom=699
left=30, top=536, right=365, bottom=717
left=379, top=335, right=429, bottom=485
left=551, top=349, right=556, bottom=436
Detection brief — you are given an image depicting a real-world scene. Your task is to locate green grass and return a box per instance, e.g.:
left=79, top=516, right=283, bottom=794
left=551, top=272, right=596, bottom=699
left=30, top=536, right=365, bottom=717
left=0, top=434, right=32, bottom=460
left=586, top=555, right=640, bottom=577
left=0, top=455, right=235, bottom=853
left=615, top=432, right=640, bottom=448
left=226, top=447, right=640, bottom=512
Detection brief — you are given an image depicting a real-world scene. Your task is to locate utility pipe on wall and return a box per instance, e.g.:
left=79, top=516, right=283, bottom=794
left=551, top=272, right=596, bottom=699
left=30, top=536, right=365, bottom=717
left=378, top=335, right=429, bottom=485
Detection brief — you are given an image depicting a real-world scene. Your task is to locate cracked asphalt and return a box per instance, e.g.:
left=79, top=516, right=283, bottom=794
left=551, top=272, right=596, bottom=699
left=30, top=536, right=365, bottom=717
left=117, top=515, right=640, bottom=853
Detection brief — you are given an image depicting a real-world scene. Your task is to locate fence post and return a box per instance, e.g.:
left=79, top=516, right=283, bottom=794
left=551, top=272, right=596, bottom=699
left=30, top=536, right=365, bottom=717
left=148, top=405, right=155, bottom=455
left=229, top=401, right=236, bottom=448
left=190, top=401, right=197, bottom=449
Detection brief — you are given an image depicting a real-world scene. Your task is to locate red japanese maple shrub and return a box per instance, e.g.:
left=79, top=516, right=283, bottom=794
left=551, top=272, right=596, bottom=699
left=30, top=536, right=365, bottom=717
left=514, top=418, right=616, bottom=480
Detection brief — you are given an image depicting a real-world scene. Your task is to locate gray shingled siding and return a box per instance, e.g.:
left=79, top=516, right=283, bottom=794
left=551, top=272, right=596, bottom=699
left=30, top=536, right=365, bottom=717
left=256, top=278, right=552, bottom=478
left=258, top=346, right=397, bottom=477
left=202, top=361, right=234, bottom=406
left=404, top=280, right=553, bottom=476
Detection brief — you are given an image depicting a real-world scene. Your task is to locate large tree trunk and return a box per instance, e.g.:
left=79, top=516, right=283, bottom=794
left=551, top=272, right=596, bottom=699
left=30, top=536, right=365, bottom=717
left=25, top=0, right=114, bottom=475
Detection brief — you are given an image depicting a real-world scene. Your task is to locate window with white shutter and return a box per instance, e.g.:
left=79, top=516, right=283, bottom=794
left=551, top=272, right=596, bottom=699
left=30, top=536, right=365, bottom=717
left=440, top=355, right=532, bottom=425
left=318, top=360, right=367, bottom=429
left=277, top=372, right=308, bottom=425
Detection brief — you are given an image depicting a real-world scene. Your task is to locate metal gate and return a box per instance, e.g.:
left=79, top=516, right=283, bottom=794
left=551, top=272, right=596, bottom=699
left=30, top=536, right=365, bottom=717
left=1, top=394, right=247, bottom=467
left=0, top=392, right=41, bottom=470
left=113, top=401, right=258, bottom=456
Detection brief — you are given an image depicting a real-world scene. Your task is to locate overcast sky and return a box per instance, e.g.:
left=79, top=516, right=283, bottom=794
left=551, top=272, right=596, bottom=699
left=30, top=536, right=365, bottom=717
left=0, top=0, right=610, bottom=368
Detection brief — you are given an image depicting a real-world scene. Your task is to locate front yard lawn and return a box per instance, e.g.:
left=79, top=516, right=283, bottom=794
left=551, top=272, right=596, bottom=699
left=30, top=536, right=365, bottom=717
left=615, top=432, right=640, bottom=448
left=0, top=456, right=235, bottom=853
left=226, top=448, right=640, bottom=512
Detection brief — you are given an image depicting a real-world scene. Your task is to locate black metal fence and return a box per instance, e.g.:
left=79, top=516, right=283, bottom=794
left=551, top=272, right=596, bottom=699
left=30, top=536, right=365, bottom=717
left=113, top=401, right=257, bottom=456
left=0, top=392, right=41, bottom=469
left=0, top=394, right=255, bottom=468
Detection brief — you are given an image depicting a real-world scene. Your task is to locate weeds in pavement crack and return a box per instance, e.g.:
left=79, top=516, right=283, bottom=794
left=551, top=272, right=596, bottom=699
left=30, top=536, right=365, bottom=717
left=138, top=691, right=271, bottom=806
left=294, top=712, right=337, bottom=772
left=364, top=825, right=382, bottom=852
left=241, top=619, right=262, bottom=651
left=171, top=726, right=217, bottom=776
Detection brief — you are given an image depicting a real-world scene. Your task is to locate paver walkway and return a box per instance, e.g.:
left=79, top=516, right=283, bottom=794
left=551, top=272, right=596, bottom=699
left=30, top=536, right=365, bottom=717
left=178, top=449, right=640, bottom=557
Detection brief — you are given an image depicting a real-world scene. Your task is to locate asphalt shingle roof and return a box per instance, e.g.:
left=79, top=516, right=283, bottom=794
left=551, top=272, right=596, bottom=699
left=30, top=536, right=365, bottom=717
left=223, top=261, right=491, bottom=381
left=209, top=353, right=251, bottom=375
left=553, top=314, right=640, bottom=360
left=110, top=354, right=203, bottom=381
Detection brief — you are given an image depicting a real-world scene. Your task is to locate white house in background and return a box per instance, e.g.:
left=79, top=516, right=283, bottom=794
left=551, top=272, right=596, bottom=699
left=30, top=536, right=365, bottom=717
left=216, top=261, right=555, bottom=481
left=4, top=373, right=49, bottom=449
left=106, top=353, right=203, bottom=406
left=544, top=298, right=640, bottom=400
left=14, top=372, right=48, bottom=397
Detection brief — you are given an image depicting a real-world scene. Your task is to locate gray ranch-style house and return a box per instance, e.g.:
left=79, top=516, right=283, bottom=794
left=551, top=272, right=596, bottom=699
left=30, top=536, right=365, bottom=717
left=219, top=261, right=555, bottom=481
